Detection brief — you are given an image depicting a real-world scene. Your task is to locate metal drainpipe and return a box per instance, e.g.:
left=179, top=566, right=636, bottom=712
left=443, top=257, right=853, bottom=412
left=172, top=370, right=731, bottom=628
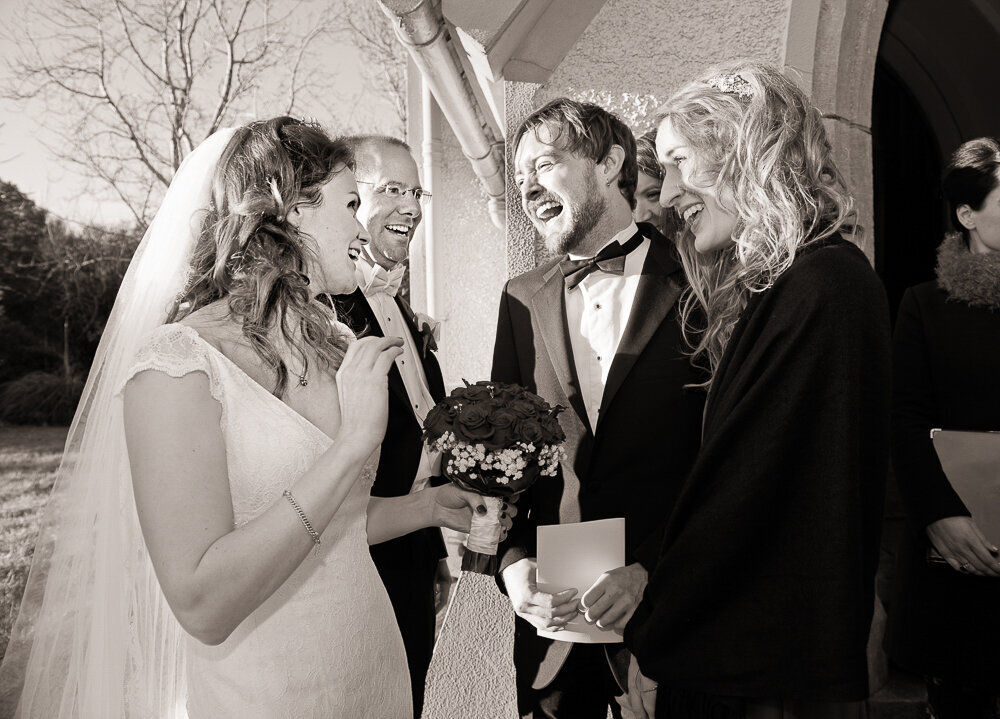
left=421, top=79, right=439, bottom=318
left=378, top=0, right=506, bottom=230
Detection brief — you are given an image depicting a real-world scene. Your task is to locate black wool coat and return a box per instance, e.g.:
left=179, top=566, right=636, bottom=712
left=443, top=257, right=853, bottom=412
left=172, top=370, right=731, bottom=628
left=888, top=234, right=1000, bottom=691
left=625, top=236, right=891, bottom=702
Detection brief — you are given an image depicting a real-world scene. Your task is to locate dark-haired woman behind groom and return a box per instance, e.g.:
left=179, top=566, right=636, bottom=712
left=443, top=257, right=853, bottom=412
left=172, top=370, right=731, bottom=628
left=888, top=136, right=1000, bottom=719
left=634, top=130, right=682, bottom=241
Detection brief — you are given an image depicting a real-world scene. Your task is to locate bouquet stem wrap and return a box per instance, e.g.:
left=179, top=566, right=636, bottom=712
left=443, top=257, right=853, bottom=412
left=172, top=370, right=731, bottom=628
left=466, top=496, right=504, bottom=554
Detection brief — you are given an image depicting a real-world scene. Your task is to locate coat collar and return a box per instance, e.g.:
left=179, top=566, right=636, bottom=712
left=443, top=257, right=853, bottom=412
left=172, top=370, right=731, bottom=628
left=936, top=231, right=1000, bottom=311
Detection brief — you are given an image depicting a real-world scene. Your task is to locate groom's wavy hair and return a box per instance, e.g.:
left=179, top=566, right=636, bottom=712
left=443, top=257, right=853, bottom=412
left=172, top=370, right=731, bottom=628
left=512, top=98, right=638, bottom=210
left=170, top=116, right=354, bottom=397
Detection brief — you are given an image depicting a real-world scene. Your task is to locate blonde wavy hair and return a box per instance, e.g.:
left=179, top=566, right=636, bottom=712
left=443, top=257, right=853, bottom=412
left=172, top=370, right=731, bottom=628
left=660, top=61, right=859, bottom=385
left=169, top=116, right=353, bottom=397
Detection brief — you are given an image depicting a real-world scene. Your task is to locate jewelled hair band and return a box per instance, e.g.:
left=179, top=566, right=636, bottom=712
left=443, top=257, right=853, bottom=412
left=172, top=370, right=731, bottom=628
left=706, top=73, right=754, bottom=100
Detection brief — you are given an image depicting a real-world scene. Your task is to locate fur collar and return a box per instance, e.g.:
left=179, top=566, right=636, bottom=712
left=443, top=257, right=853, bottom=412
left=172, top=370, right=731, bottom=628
left=936, top=232, right=1000, bottom=311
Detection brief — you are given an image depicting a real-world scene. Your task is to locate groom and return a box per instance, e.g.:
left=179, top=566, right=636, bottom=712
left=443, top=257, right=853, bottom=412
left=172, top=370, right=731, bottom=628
left=492, top=99, right=705, bottom=717
left=332, top=135, right=448, bottom=717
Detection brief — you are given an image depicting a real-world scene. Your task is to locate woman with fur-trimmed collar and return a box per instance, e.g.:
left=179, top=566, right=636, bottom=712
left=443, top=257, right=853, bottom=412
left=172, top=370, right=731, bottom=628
left=889, top=137, right=1000, bottom=719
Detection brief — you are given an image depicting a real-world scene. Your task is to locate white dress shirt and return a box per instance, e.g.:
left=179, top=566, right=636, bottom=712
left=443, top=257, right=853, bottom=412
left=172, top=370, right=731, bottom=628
left=564, top=222, right=649, bottom=432
left=355, top=261, right=436, bottom=424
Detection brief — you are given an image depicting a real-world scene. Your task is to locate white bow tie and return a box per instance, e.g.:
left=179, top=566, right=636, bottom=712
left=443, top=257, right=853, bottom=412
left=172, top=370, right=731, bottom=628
left=362, top=263, right=406, bottom=297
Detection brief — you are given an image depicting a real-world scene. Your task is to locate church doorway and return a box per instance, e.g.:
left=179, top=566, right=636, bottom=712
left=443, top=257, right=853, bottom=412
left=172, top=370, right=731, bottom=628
left=872, top=0, right=1000, bottom=323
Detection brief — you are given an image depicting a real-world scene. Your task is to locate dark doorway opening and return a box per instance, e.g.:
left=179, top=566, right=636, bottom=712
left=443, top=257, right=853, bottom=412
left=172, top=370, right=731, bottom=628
left=872, top=0, right=1000, bottom=323
left=871, top=59, right=943, bottom=327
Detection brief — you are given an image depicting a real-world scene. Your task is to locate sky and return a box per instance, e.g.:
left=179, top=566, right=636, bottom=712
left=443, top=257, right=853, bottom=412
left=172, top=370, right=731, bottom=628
left=0, top=0, right=404, bottom=228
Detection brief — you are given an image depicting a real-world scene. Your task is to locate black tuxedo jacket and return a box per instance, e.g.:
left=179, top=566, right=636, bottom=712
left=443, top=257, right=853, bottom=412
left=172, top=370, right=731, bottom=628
left=331, top=287, right=446, bottom=712
left=491, top=224, right=705, bottom=690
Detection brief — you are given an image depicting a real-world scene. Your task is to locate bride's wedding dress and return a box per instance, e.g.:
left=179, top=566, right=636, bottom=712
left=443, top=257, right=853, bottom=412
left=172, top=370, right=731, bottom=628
left=124, top=323, right=411, bottom=718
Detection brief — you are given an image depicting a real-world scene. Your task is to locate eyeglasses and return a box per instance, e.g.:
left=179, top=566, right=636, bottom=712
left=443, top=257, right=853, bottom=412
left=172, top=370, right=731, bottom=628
left=356, top=180, right=432, bottom=202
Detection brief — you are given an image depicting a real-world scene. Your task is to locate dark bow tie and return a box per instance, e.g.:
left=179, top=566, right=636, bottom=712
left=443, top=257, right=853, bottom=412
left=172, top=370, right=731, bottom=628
left=558, top=232, right=644, bottom=291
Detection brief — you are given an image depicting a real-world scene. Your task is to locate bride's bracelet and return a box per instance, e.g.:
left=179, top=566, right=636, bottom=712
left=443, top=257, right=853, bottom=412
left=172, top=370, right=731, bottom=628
left=282, top=489, right=321, bottom=546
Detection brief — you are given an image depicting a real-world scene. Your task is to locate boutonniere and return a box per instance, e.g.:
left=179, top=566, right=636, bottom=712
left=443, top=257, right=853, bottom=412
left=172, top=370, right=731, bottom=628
left=413, top=311, right=441, bottom=357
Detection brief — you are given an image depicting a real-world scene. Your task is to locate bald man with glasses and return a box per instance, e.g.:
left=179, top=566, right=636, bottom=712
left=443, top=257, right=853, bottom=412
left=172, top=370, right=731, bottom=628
left=331, top=135, right=447, bottom=718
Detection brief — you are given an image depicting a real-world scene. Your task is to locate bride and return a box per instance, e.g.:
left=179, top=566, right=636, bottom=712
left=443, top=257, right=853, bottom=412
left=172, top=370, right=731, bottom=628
left=0, top=117, right=483, bottom=718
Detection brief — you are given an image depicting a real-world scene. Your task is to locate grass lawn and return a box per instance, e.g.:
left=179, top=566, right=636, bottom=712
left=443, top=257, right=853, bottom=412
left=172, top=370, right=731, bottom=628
left=0, top=425, right=68, bottom=659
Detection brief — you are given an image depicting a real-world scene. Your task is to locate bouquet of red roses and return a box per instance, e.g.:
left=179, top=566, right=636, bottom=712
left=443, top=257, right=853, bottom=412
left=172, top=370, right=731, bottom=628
left=423, top=380, right=566, bottom=574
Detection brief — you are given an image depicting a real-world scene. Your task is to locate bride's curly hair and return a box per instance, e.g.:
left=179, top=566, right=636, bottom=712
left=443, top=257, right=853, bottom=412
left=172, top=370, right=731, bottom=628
left=169, top=116, right=353, bottom=397
left=660, top=61, right=859, bottom=385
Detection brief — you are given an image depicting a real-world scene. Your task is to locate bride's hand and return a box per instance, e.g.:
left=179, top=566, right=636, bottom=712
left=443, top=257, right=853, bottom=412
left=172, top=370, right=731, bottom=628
left=335, top=336, right=403, bottom=453
left=430, top=484, right=486, bottom=533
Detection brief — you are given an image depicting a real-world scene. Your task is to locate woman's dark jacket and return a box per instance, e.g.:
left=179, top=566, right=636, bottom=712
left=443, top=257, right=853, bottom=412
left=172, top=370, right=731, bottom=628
left=889, top=232, right=1000, bottom=690
left=625, top=236, right=891, bottom=701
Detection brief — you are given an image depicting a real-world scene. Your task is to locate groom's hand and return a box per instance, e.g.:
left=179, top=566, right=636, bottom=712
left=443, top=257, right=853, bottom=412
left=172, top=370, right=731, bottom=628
left=580, top=562, right=648, bottom=633
left=502, top=558, right=578, bottom=632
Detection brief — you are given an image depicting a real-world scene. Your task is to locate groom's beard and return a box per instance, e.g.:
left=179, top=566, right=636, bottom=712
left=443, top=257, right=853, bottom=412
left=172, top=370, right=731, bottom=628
left=544, top=176, right=607, bottom=256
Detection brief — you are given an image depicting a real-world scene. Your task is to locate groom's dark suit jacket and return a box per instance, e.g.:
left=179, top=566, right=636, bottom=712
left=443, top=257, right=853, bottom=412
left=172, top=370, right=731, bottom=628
left=491, top=224, right=705, bottom=694
left=332, top=287, right=446, bottom=714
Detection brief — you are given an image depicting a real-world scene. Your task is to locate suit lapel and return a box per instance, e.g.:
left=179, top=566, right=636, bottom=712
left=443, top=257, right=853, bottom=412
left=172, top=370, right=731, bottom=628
left=395, top=295, right=446, bottom=401
left=336, top=289, right=410, bottom=408
left=531, top=263, right=591, bottom=434
left=597, top=239, right=684, bottom=432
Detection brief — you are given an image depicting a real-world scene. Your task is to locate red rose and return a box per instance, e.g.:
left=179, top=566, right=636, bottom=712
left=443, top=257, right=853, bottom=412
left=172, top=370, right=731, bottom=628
left=454, top=403, right=494, bottom=442
left=508, top=399, right=538, bottom=419
left=539, top=411, right=566, bottom=443
left=423, top=403, right=456, bottom=440
left=515, top=418, right=545, bottom=445
left=529, top=392, right=550, bottom=411
left=489, top=407, right=517, bottom=429
left=458, top=383, right=494, bottom=403
left=493, top=384, right=521, bottom=404
left=488, top=407, right=519, bottom=449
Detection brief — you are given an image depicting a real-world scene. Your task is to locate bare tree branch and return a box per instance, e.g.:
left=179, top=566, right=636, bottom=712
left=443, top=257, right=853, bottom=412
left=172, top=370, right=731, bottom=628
left=4, top=0, right=358, bottom=225
left=344, top=0, right=407, bottom=134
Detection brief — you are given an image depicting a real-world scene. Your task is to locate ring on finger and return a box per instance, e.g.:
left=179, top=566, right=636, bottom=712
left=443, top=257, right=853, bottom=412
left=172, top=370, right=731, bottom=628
left=959, top=561, right=971, bottom=572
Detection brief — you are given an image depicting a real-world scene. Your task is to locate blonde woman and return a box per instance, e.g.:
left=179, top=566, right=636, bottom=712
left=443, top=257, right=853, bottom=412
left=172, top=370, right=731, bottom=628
left=622, top=63, right=891, bottom=719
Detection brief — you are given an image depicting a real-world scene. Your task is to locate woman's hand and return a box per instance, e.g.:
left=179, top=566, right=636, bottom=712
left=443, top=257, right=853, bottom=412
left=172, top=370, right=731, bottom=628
left=926, top=516, right=1000, bottom=577
left=430, top=484, right=486, bottom=533
left=335, top=336, right=403, bottom=454
left=615, top=652, right=657, bottom=718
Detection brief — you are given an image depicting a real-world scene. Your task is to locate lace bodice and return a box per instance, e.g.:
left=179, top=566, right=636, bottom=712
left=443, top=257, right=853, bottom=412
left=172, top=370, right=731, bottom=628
left=123, top=323, right=411, bottom=718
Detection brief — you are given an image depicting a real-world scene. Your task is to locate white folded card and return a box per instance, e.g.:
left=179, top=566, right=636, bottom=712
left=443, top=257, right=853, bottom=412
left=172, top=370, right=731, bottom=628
left=931, top=429, right=1000, bottom=545
left=536, top=517, right=625, bottom=644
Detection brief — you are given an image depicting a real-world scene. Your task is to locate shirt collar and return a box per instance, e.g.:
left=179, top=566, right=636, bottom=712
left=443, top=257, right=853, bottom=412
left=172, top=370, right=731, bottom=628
left=567, top=222, right=640, bottom=261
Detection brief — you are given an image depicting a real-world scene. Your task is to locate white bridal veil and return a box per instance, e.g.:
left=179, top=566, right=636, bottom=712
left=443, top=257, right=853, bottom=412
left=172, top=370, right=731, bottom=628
left=0, top=127, right=239, bottom=718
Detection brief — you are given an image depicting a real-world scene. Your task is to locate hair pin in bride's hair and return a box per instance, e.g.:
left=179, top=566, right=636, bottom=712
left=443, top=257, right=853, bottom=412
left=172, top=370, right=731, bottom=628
left=706, top=73, right=754, bottom=100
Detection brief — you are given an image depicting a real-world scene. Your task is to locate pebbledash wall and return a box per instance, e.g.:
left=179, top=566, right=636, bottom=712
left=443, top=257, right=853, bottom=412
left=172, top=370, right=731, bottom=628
left=406, top=0, right=888, bottom=389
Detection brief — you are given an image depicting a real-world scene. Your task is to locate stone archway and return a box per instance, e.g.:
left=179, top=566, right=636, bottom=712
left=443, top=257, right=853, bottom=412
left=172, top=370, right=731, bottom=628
left=784, top=0, right=891, bottom=264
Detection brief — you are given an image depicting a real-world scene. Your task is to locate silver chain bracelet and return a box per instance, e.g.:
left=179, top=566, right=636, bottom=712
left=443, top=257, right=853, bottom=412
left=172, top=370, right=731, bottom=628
left=282, top=489, right=321, bottom=546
